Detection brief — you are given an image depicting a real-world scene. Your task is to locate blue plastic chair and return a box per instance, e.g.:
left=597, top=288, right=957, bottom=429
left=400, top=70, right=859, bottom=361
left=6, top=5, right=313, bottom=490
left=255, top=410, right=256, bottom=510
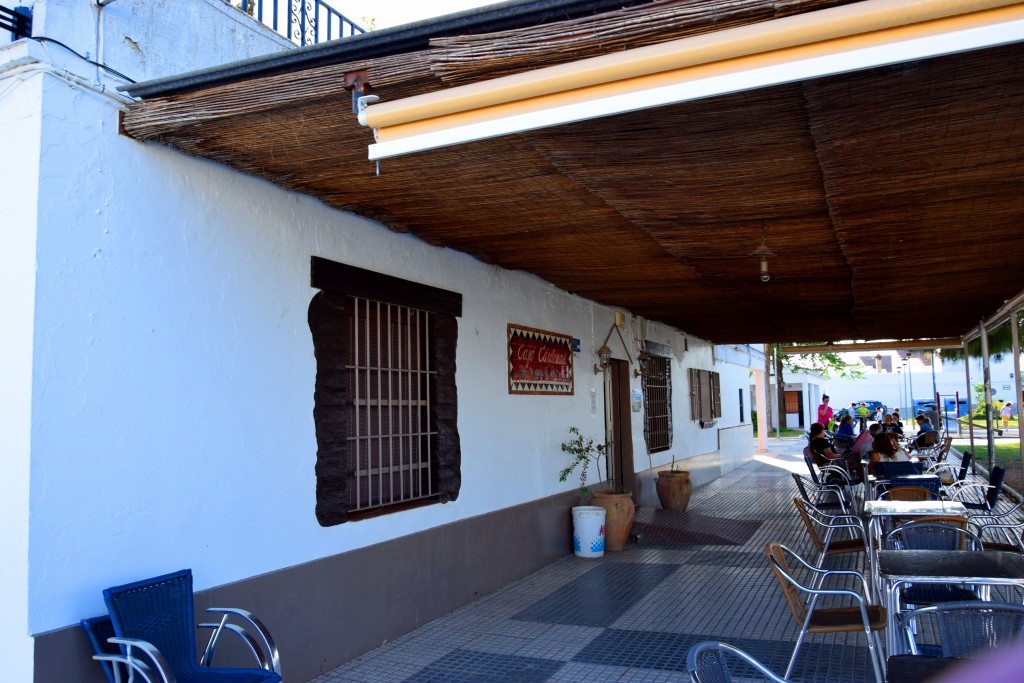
left=87, top=568, right=282, bottom=683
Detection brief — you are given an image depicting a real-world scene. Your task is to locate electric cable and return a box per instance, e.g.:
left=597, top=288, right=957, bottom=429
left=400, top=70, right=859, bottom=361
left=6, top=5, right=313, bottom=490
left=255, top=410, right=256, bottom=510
left=31, top=36, right=135, bottom=83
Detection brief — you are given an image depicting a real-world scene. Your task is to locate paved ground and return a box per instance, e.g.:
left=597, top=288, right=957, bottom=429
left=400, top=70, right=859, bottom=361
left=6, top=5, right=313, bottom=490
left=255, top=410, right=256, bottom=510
left=312, top=438, right=889, bottom=683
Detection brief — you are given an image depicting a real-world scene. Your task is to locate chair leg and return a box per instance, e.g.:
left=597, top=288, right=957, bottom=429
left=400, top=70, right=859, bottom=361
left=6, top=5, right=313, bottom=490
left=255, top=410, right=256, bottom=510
left=869, top=630, right=886, bottom=683
left=784, top=628, right=808, bottom=680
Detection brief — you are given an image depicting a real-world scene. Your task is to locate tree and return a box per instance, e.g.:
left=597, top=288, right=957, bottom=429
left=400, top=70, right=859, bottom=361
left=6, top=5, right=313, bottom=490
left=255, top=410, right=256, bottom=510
left=940, top=316, right=1024, bottom=362
left=769, top=344, right=864, bottom=430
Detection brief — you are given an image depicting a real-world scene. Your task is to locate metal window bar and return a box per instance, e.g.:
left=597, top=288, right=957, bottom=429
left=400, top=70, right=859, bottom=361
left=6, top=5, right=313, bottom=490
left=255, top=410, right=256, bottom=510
left=239, top=0, right=364, bottom=47
left=643, top=356, right=671, bottom=452
left=347, top=297, right=436, bottom=512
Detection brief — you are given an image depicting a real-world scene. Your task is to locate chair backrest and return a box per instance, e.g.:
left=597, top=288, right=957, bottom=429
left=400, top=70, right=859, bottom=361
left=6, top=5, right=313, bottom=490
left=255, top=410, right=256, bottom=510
left=912, top=515, right=969, bottom=530
left=792, top=473, right=813, bottom=504
left=885, top=522, right=983, bottom=551
left=802, top=450, right=821, bottom=484
left=687, top=640, right=793, bottom=683
left=934, top=436, right=954, bottom=463
left=765, top=543, right=807, bottom=626
left=905, top=601, right=1024, bottom=657
left=80, top=615, right=119, bottom=683
left=874, top=461, right=923, bottom=479
left=988, top=466, right=1007, bottom=509
left=793, top=499, right=824, bottom=552
left=957, top=451, right=973, bottom=482
left=103, top=569, right=199, bottom=676
left=884, top=486, right=936, bottom=502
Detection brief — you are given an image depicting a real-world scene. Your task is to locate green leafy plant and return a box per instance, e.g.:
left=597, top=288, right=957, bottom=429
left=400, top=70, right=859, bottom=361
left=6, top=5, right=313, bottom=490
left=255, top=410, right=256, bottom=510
left=559, top=426, right=609, bottom=495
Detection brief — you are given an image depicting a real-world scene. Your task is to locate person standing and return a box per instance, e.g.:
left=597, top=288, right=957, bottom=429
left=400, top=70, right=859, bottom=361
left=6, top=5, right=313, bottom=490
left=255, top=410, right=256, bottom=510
left=856, top=402, right=870, bottom=434
left=817, top=395, right=834, bottom=431
left=1002, top=401, right=1013, bottom=431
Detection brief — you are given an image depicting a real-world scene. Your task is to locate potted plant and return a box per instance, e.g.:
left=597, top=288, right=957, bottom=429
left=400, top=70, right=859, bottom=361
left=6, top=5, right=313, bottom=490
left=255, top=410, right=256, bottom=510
left=560, top=427, right=635, bottom=551
left=655, top=454, right=692, bottom=512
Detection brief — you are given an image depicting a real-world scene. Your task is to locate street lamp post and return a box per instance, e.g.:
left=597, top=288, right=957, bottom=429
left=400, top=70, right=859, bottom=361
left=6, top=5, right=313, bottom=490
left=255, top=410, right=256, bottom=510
left=902, top=358, right=909, bottom=416
left=908, top=356, right=915, bottom=416
left=897, top=368, right=903, bottom=415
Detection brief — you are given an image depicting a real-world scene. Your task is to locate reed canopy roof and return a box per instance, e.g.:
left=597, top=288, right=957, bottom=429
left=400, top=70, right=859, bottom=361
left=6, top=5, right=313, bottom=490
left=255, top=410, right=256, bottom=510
left=121, top=0, right=1024, bottom=344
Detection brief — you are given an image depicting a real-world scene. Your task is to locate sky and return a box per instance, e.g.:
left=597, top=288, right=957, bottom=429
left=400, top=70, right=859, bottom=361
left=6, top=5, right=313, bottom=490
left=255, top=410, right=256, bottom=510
left=339, top=0, right=501, bottom=30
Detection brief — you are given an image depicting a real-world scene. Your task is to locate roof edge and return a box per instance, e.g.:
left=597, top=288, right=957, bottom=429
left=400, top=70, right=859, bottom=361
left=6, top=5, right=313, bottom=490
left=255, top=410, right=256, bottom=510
left=121, top=0, right=655, bottom=99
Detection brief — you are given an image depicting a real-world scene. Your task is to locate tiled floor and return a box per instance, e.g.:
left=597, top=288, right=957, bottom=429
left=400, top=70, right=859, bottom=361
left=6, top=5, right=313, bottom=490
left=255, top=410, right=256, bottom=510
left=312, top=440, right=990, bottom=683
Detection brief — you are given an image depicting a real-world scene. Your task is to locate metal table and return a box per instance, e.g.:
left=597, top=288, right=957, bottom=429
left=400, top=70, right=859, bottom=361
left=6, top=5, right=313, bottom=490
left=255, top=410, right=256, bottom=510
left=862, top=500, right=969, bottom=597
left=877, top=549, right=1024, bottom=654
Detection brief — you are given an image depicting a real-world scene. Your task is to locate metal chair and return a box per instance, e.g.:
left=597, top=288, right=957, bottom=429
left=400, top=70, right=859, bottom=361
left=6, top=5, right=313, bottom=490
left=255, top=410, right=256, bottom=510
left=947, top=466, right=1006, bottom=513
left=792, top=498, right=866, bottom=569
left=884, top=522, right=984, bottom=610
left=907, top=430, right=940, bottom=455
left=686, top=641, right=793, bottom=683
left=85, top=568, right=282, bottom=683
left=915, top=434, right=952, bottom=465
left=765, top=542, right=886, bottom=683
left=972, top=502, right=1024, bottom=553
left=900, top=600, right=1024, bottom=657
left=931, top=450, right=972, bottom=489
left=881, top=486, right=938, bottom=502
left=792, top=472, right=849, bottom=514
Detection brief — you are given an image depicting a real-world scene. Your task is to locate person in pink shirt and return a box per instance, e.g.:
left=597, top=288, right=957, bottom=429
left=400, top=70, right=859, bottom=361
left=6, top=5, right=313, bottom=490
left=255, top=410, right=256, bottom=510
left=817, top=395, right=834, bottom=430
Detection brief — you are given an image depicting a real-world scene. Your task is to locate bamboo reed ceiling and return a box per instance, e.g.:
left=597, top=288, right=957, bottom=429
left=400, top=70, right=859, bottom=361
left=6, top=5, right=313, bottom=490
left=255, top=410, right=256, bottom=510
left=122, top=0, right=1024, bottom=344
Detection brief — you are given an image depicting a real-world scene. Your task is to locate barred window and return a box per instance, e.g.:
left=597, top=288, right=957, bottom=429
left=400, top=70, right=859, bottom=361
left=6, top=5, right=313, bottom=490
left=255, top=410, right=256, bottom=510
left=347, top=298, right=436, bottom=512
left=309, top=257, right=462, bottom=526
left=689, top=368, right=721, bottom=425
left=642, top=354, right=671, bottom=453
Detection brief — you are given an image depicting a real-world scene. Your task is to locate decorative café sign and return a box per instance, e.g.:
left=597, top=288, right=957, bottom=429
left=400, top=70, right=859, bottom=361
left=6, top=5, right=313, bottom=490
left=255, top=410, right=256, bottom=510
left=507, top=323, right=574, bottom=395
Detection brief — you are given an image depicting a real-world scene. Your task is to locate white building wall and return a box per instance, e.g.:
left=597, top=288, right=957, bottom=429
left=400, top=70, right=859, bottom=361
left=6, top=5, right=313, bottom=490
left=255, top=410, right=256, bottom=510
left=0, top=65, right=43, bottom=683
left=6, top=0, right=756, bottom=660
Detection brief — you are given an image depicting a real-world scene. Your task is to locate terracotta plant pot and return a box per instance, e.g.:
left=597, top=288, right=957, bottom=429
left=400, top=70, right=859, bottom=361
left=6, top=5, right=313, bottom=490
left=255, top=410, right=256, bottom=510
left=591, top=490, right=635, bottom=551
left=656, top=470, right=692, bottom=512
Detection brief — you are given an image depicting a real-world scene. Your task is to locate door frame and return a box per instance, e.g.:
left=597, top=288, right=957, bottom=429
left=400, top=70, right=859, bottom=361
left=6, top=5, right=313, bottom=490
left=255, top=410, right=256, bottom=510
left=607, top=359, right=635, bottom=495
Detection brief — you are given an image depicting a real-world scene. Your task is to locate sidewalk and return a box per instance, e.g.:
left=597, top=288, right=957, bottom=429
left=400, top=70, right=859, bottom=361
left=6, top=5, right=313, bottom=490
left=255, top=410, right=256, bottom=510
left=312, top=438, right=874, bottom=683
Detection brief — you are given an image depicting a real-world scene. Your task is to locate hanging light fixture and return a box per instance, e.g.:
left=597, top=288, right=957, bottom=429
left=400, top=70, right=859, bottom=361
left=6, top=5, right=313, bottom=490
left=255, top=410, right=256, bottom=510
left=749, top=221, right=775, bottom=282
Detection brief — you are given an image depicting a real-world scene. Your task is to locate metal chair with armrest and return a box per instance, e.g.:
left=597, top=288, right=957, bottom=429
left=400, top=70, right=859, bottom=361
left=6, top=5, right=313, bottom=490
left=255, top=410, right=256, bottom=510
left=946, top=466, right=1006, bottom=514
left=686, top=641, right=794, bottom=683
left=765, top=542, right=886, bottom=683
left=83, top=568, right=282, bottom=683
left=887, top=601, right=1024, bottom=683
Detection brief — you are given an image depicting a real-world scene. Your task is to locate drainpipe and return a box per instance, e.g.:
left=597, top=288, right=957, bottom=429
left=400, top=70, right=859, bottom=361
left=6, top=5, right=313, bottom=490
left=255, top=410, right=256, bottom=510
left=981, top=318, right=995, bottom=470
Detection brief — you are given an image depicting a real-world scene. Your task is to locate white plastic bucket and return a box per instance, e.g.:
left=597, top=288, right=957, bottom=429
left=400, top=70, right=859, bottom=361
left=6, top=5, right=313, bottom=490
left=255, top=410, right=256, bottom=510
left=572, top=505, right=606, bottom=558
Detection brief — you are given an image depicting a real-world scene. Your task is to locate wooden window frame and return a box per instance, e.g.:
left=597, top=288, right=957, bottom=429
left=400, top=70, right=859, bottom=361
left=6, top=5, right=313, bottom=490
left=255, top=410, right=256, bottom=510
left=308, top=257, right=462, bottom=526
left=689, top=368, right=721, bottom=428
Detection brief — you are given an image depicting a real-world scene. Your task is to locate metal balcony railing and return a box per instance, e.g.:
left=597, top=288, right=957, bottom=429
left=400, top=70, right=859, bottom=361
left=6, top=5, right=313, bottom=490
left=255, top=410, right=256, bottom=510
left=238, top=0, right=365, bottom=46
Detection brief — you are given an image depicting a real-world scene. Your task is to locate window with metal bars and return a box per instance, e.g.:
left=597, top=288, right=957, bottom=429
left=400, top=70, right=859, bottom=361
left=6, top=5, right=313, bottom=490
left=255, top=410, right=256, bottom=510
left=346, top=297, right=436, bottom=512
left=309, top=257, right=462, bottom=526
left=642, top=354, right=671, bottom=452
left=688, top=368, right=721, bottom=426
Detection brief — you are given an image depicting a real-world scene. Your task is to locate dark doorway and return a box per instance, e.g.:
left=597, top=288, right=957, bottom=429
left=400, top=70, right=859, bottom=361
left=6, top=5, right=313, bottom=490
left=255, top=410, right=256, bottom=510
left=608, top=359, right=635, bottom=495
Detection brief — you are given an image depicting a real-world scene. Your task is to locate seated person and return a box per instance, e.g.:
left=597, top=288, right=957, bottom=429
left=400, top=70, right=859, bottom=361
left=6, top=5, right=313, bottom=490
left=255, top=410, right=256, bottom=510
left=868, top=433, right=911, bottom=475
left=809, top=422, right=863, bottom=482
left=908, top=415, right=936, bottom=451
left=881, top=413, right=903, bottom=435
left=834, top=414, right=856, bottom=447
left=891, top=408, right=903, bottom=429
left=853, top=423, right=882, bottom=459
left=916, top=415, right=934, bottom=433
